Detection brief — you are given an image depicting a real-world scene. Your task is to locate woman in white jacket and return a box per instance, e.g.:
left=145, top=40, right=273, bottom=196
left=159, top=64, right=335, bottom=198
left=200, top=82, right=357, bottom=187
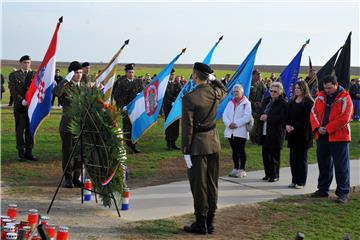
left=222, top=84, right=252, bottom=178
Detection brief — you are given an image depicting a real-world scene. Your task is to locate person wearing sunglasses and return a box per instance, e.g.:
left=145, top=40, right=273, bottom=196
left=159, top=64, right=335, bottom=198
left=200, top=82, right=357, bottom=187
left=258, top=82, right=287, bottom=182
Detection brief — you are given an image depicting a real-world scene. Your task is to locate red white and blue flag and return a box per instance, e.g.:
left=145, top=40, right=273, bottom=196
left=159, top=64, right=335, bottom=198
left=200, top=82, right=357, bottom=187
left=25, top=17, right=62, bottom=138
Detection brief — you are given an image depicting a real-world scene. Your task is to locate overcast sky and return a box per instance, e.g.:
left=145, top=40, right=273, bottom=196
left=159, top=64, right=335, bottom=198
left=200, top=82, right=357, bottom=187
left=1, top=1, right=359, bottom=66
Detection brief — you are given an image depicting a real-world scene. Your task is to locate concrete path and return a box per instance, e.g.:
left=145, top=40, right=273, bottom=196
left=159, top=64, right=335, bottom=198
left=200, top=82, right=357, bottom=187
left=120, top=160, right=360, bottom=221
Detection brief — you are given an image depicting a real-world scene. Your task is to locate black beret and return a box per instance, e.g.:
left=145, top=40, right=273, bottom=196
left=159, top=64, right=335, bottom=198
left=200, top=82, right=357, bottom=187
left=19, top=55, right=31, bottom=62
left=193, top=62, right=213, bottom=75
left=125, top=63, right=135, bottom=71
left=171, top=68, right=175, bottom=74
left=82, top=62, right=90, bottom=68
left=68, top=61, right=82, bottom=73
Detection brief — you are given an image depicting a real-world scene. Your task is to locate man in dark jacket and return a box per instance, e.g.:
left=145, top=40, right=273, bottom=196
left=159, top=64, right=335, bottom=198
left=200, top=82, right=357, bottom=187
left=8, top=55, right=38, bottom=162
left=163, top=69, right=182, bottom=150
left=113, top=63, right=144, bottom=153
left=182, top=62, right=226, bottom=234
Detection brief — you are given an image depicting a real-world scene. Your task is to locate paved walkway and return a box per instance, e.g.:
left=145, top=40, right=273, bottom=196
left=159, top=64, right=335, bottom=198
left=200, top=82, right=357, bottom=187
left=120, top=160, right=360, bottom=221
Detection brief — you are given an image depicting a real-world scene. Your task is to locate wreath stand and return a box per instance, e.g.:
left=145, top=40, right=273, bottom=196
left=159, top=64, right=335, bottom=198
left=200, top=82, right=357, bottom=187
left=47, top=109, right=121, bottom=217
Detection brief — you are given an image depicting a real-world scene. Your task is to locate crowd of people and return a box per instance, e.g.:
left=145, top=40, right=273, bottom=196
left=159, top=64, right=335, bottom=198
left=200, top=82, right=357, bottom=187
left=4, top=55, right=356, bottom=234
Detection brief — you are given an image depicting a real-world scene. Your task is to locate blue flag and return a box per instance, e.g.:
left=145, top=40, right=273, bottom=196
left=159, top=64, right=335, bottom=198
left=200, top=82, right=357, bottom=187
left=126, top=49, right=186, bottom=143
left=163, top=36, right=223, bottom=130
left=280, top=39, right=309, bottom=99
left=216, top=39, right=262, bottom=120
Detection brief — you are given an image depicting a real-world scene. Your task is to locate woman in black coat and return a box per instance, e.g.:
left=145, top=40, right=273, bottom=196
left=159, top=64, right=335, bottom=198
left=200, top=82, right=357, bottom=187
left=286, top=80, right=314, bottom=188
left=258, top=82, right=287, bottom=182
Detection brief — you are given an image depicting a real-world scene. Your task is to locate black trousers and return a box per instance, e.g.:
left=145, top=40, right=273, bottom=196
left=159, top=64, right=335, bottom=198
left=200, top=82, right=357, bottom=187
left=14, top=110, right=33, bottom=150
left=262, top=146, right=280, bottom=179
left=60, top=131, right=81, bottom=180
left=188, top=153, right=219, bottom=217
left=165, top=119, right=179, bottom=142
left=122, top=113, right=136, bottom=147
left=228, top=136, right=247, bottom=170
left=289, top=147, right=308, bottom=186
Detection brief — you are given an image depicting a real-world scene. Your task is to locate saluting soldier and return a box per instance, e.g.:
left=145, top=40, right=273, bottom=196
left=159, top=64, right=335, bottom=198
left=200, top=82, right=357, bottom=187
left=54, top=61, right=83, bottom=188
left=163, top=69, right=182, bottom=150
left=182, top=62, right=226, bottom=234
left=249, top=69, right=266, bottom=144
left=113, top=63, right=144, bottom=153
left=8, top=55, right=38, bottom=162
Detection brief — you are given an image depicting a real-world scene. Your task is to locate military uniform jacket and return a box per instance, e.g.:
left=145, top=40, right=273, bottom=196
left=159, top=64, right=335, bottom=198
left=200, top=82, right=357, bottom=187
left=54, top=80, right=80, bottom=133
left=113, top=76, right=144, bottom=109
left=182, top=80, right=227, bottom=155
left=8, top=69, right=35, bottom=112
left=163, top=80, right=182, bottom=114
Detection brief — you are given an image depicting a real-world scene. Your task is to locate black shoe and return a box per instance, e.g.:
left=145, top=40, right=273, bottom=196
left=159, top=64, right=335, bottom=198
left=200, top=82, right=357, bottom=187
left=184, top=215, right=207, bottom=234
left=18, top=149, right=26, bottom=162
left=333, top=196, right=348, bottom=204
left=206, top=213, right=215, bottom=234
left=268, top=177, right=279, bottom=182
left=171, top=142, right=180, bottom=150
left=63, top=178, right=74, bottom=188
left=25, top=149, right=39, bottom=161
left=131, top=145, right=141, bottom=154
left=310, top=190, right=329, bottom=198
left=166, top=142, right=172, bottom=150
left=262, top=176, right=269, bottom=181
left=73, top=179, right=83, bottom=188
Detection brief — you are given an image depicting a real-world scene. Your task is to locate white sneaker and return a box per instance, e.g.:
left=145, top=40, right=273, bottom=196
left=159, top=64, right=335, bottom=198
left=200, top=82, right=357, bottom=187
left=294, top=184, right=304, bottom=189
left=237, top=169, right=247, bottom=178
left=228, top=169, right=238, bottom=177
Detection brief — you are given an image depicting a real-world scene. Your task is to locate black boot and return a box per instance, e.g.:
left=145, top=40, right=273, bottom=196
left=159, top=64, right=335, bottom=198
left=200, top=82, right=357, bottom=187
left=131, top=144, right=141, bottom=154
left=207, top=213, right=215, bottom=234
left=25, top=148, right=38, bottom=161
left=184, top=214, right=207, bottom=234
left=18, top=149, right=25, bottom=162
left=63, top=177, right=74, bottom=188
left=166, top=141, right=172, bottom=150
left=171, top=141, right=180, bottom=150
left=73, top=174, right=83, bottom=188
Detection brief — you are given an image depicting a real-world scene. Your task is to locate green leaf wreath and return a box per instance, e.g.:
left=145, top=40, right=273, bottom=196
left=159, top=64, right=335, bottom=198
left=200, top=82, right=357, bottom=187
left=67, top=85, right=127, bottom=207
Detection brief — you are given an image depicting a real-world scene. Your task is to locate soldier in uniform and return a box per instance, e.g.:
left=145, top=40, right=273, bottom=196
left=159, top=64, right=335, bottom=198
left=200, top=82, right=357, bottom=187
left=54, top=61, right=83, bottom=188
left=52, top=68, right=64, bottom=106
left=8, top=55, right=38, bottom=162
left=163, top=69, right=182, bottom=150
left=81, top=62, right=91, bottom=85
left=249, top=69, right=266, bottom=144
left=182, top=62, right=226, bottom=234
left=113, top=63, right=144, bottom=153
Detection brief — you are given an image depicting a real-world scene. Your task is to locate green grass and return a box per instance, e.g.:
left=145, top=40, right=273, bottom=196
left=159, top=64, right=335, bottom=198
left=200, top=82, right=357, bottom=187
left=260, top=193, right=360, bottom=239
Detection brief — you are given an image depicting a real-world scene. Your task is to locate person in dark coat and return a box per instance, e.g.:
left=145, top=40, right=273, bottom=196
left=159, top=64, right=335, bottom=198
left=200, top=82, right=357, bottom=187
left=258, top=82, right=287, bottom=182
left=54, top=61, right=83, bottom=188
left=113, top=63, right=144, bottom=153
left=8, top=55, right=38, bottom=161
left=286, top=80, right=314, bottom=188
left=52, top=68, right=64, bottom=106
left=163, top=69, right=182, bottom=150
left=1, top=73, right=5, bottom=100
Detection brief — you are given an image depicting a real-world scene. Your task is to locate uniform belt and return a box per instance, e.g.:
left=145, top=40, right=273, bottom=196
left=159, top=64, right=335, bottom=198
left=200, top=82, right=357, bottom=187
left=193, top=124, right=216, bottom=133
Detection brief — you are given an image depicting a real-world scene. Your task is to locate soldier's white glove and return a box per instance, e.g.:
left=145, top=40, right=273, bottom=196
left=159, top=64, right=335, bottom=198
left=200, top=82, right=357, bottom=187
left=208, top=74, right=216, bottom=81
left=65, top=71, right=74, bottom=82
left=22, top=99, right=27, bottom=106
left=184, top=155, right=192, bottom=168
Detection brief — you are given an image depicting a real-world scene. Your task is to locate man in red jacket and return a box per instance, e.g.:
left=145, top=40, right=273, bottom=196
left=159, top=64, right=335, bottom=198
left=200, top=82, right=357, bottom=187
left=310, top=75, right=353, bottom=203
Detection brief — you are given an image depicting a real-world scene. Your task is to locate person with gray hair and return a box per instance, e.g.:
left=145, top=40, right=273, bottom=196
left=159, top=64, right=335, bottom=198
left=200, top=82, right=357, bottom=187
left=222, top=84, right=252, bottom=178
left=258, top=81, right=287, bottom=182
